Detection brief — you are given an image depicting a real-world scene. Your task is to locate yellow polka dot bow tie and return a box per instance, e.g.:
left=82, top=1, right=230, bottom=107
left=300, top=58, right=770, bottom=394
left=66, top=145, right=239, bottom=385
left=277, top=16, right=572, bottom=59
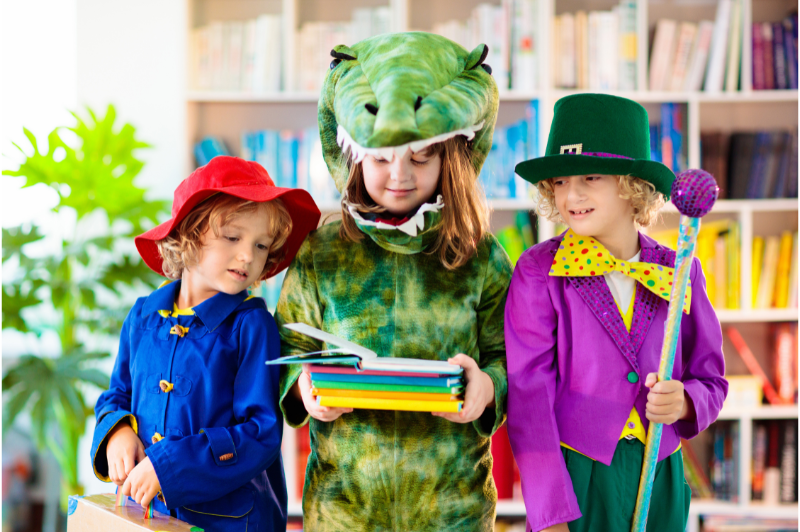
left=549, top=229, right=691, bottom=314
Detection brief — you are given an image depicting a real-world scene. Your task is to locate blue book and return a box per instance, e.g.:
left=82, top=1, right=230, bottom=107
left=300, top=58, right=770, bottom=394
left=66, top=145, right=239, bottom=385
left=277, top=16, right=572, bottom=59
left=310, top=372, right=463, bottom=387
left=773, top=23, right=789, bottom=90
left=278, top=130, right=298, bottom=188
left=649, top=125, right=661, bottom=163
left=256, top=130, right=279, bottom=180
left=194, top=136, right=229, bottom=166
left=526, top=99, right=539, bottom=160
left=746, top=132, right=772, bottom=199
left=671, top=104, right=686, bottom=172
left=240, top=132, right=255, bottom=161
left=784, top=16, right=798, bottom=89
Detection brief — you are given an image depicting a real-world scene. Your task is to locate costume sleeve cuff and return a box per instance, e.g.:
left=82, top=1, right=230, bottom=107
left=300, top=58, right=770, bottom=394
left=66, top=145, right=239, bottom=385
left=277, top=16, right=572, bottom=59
left=201, top=427, right=238, bottom=466
left=472, top=364, right=507, bottom=438
left=674, top=379, right=702, bottom=440
left=90, top=411, right=138, bottom=482
left=146, top=441, right=181, bottom=509
left=279, top=365, right=310, bottom=428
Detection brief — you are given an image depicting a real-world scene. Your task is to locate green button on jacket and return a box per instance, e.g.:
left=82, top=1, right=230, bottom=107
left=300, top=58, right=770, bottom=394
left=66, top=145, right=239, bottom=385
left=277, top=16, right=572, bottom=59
left=627, top=371, right=639, bottom=383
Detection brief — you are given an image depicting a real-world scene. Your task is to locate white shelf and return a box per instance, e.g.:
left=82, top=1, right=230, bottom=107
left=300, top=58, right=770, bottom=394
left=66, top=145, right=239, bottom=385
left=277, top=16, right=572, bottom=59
left=552, top=89, right=799, bottom=104
left=689, top=500, right=799, bottom=519
left=715, top=308, right=799, bottom=322
left=717, top=405, right=799, bottom=420
left=188, top=89, right=798, bottom=105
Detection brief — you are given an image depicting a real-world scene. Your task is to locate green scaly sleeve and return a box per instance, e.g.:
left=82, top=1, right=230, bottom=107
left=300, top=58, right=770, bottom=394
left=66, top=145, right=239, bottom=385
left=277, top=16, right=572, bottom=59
left=473, top=236, right=513, bottom=438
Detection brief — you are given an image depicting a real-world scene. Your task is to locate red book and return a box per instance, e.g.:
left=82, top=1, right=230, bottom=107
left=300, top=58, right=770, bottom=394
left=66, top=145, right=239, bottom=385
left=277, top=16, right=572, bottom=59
left=491, top=425, right=515, bottom=499
left=308, top=364, right=448, bottom=378
left=726, top=327, right=786, bottom=405
left=763, top=23, right=776, bottom=90
left=753, top=22, right=766, bottom=89
left=296, top=424, right=311, bottom=501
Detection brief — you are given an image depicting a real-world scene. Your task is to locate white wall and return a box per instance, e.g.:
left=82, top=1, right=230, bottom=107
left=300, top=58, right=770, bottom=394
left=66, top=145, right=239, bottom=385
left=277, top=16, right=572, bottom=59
left=76, top=0, right=187, bottom=201
left=74, top=0, right=188, bottom=497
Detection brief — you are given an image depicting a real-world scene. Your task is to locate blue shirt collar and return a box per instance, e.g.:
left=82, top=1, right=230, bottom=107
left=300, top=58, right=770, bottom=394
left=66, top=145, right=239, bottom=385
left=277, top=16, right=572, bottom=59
left=142, top=280, right=250, bottom=331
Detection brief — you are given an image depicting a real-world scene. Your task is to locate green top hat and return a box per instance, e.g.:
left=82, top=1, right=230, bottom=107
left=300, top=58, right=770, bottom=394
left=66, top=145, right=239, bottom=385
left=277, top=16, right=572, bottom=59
left=515, top=93, right=676, bottom=199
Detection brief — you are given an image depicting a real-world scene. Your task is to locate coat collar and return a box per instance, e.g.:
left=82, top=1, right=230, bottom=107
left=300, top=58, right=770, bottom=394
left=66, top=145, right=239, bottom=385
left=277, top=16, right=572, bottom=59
left=550, top=231, right=676, bottom=369
left=142, top=280, right=250, bottom=332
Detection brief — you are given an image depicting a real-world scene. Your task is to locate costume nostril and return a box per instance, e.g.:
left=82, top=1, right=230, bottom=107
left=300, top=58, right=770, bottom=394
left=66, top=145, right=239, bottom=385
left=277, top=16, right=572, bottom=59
left=365, top=103, right=379, bottom=115
left=330, top=59, right=342, bottom=69
left=414, top=96, right=422, bottom=111
left=481, top=64, right=492, bottom=75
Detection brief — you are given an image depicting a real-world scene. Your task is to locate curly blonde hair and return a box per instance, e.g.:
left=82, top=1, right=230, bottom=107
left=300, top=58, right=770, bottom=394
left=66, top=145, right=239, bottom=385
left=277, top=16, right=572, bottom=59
left=338, top=136, right=489, bottom=270
left=156, top=193, right=293, bottom=284
left=535, top=174, right=665, bottom=228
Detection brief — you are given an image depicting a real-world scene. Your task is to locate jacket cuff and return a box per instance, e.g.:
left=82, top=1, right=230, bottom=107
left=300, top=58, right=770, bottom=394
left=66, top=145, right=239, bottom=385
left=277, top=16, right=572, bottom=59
left=90, top=410, right=138, bottom=482
left=146, top=440, right=181, bottom=509
left=674, top=379, right=702, bottom=439
left=279, top=365, right=310, bottom=428
left=472, top=365, right=508, bottom=438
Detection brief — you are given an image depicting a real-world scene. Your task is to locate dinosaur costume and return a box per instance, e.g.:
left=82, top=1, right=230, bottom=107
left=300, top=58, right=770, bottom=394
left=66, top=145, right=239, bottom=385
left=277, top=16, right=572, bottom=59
left=275, top=33, right=512, bottom=531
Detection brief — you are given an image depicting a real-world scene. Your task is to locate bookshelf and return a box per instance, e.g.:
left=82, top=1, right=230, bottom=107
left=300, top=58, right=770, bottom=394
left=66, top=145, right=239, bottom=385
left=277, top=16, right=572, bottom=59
left=184, top=0, right=798, bottom=528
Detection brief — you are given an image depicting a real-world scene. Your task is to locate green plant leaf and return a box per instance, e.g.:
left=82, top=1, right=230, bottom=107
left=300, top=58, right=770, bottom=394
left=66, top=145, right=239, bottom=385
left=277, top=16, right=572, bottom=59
left=2, top=226, right=44, bottom=262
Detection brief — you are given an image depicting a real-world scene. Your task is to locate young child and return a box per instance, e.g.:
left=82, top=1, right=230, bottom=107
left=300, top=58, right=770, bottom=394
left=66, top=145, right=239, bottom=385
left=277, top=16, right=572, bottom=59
left=89, top=156, right=320, bottom=532
left=505, top=94, right=728, bottom=532
left=275, top=33, right=512, bottom=531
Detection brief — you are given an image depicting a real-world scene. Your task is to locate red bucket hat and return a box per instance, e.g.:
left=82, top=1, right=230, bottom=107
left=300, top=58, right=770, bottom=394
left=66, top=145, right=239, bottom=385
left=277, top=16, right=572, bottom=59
left=135, top=156, right=321, bottom=280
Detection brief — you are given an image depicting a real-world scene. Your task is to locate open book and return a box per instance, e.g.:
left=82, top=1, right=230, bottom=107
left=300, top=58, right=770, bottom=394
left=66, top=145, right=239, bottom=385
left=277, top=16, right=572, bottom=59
left=265, top=323, right=463, bottom=376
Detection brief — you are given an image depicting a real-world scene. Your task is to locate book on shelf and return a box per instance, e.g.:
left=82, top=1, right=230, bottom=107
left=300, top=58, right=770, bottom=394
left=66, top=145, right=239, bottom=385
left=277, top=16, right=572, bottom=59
left=704, top=0, right=732, bottom=92
left=669, top=22, right=698, bottom=92
left=191, top=14, right=283, bottom=93
left=708, top=130, right=798, bottom=199
left=723, top=0, right=742, bottom=92
left=726, top=326, right=798, bottom=406
left=651, top=219, right=739, bottom=310
left=685, top=21, right=716, bottom=91
left=194, top=136, right=230, bottom=166
left=510, top=0, right=539, bottom=92
left=725, top=375, right=763, bottom=409
left=752, top=420, right=798, bottom=504
left=682, top=438, right=714, bottom=499
left=649, top=19, right=677, bottom=92
left=708, top=420, right=739, bottom=502
left=753, top=13, right=798, bottom=91
left=552, top=0, right=635, bottom=90
left=753, top=231, right=798, bottom=309
left=649, top=103, right=688, bottom=174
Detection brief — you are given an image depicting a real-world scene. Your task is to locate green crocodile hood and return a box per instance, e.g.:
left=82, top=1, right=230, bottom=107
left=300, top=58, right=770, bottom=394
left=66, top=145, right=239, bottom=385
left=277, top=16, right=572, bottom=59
left=318, top=32, right=499, bottom=192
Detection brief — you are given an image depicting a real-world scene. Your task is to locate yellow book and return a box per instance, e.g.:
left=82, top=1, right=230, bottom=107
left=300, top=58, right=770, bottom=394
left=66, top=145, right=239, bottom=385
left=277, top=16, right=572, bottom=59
left=756, top=236, right=780, bottom=309
left=318, top=395, right=463, bottom=413
left=714, top=234, right=727, bottom=308
left=726, top=222, right=740, bottom=309
left=312, top=388, right=461, bottom=402
left=752, top=236, right=765, bottom=308
left=773, top=231, right=793, bottom=308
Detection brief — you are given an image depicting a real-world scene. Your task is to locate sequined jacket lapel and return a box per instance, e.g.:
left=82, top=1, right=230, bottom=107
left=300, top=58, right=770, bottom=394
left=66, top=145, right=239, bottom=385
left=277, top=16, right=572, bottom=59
left=555, top=232, right=676, bottom=370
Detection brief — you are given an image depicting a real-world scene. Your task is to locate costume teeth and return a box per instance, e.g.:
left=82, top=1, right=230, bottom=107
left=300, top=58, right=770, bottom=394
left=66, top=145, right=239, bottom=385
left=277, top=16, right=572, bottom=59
left=337, top=121, right=485, bottom=164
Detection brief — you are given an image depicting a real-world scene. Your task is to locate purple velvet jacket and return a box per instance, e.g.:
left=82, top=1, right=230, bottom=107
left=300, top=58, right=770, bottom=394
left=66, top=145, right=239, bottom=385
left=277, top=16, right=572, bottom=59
left=505, top=232, right=727, bottom=531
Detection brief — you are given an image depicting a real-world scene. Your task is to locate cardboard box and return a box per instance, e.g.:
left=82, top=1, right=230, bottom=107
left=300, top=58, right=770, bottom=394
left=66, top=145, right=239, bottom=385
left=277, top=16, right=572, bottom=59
left=67, top=494, right=200, bottom=532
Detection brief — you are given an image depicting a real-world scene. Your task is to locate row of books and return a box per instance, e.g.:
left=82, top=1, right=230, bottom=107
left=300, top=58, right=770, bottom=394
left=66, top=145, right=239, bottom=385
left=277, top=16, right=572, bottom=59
left=752, top=420, right=798, bottom=504
left=296, top=6, right=390, bottom=93
left=752, top=232, right=798, bottom=310
left=551, top=0, right=638, bottom=91
left=431, top=0, right=538, bottom=91
left=191, top=14, right=284, bottom=93
left=482, top=101, right=539, bottom=200
left=702, top=130, right=799, bottom=199
left=650, top=0, right=745, bottom=92
left=726, top=324, right=798, bottom=408
left=650, top=103, right=688, bottom=174
left=651, top=220, right=739, bottom=309
left=752, top=14, right=799, bottom=91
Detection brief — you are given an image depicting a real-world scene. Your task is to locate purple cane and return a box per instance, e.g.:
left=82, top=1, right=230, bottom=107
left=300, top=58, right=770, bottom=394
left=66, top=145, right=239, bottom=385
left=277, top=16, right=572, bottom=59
left=631, top=170, right=718, bottom=532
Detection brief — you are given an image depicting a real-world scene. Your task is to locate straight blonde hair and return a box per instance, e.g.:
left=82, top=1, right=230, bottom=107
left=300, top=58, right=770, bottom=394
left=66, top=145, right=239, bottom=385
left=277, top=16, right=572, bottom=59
left=339, top=136, right=489, bottom=270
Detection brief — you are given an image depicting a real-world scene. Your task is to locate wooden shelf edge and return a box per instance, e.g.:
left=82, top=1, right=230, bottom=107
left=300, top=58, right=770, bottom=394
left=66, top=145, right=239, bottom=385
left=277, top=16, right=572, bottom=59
left=715, top=309, right=799, bottom=322
left=717, top=404, right=799, bottom=420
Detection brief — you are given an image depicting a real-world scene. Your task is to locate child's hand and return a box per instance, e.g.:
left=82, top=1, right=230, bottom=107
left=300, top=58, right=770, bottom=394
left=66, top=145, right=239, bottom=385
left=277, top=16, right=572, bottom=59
left=106, top=422, right=146, bottom=486
left=120, top=456, right=161, bottom=510
left=295, top=363, right=353, bottom=422
left=644, top=373, right=692, bottom=425
left=433, top=354, right=495, bottom=423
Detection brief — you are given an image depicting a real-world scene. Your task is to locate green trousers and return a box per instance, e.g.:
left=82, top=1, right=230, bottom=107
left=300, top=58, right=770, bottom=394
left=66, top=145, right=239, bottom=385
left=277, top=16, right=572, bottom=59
left=561, top=438, right=691, bottom=532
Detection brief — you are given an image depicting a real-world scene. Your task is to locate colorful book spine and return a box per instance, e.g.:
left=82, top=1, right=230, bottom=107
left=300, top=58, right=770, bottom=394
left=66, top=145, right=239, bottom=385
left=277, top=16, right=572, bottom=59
left=312, top=388, right=461, bottom=402
left=752, top=235, right=764, bottom=308
left=310, top=373, right=463, bottom=387
left=753, top=22, right=766, bottom=89
left=318, top=396, right=462, bottom=413
left=773, top=231, right=794, bottom=307
left=311, top=380, right=464, bottom=395
left=773, top=22, right=788, bottom=89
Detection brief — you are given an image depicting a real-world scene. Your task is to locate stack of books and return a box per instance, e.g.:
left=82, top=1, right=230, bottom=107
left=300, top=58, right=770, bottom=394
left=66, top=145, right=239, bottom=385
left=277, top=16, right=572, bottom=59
left=753, top=13, right=799, bottom=91
left=309, top=365, right=464, bottom=413
left=267, top=323, right=465, bottom=414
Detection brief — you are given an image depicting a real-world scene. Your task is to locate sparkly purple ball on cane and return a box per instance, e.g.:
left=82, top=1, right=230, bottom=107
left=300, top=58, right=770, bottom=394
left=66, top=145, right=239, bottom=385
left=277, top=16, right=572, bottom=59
left=670, top=169, right=719, bottom=218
